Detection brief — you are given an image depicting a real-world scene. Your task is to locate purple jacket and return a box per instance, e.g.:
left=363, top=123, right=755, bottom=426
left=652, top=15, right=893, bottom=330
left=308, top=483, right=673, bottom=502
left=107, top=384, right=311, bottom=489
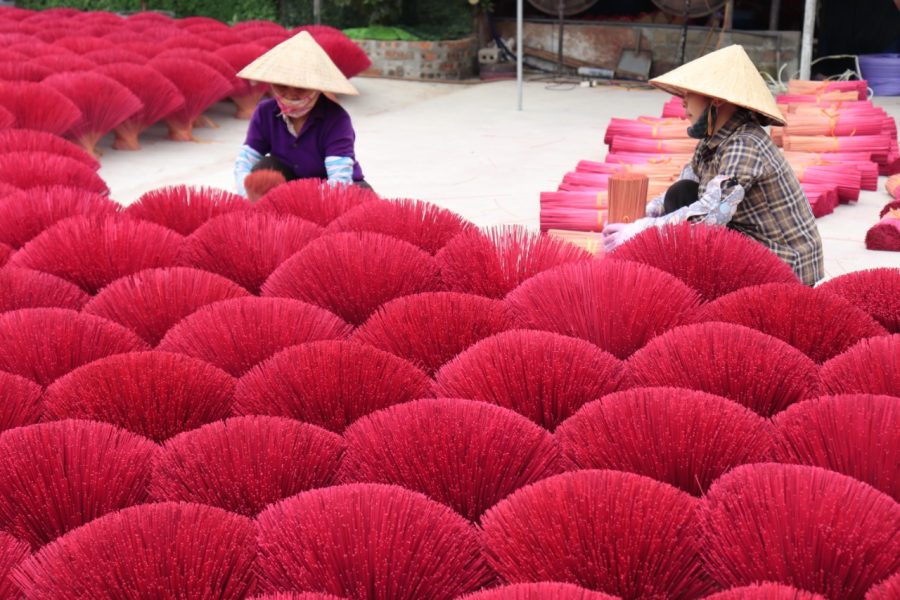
left=244, top=96, right=364, bottom=181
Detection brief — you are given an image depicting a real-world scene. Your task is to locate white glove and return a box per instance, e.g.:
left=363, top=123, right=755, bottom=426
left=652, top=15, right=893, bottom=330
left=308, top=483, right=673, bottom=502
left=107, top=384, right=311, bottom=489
left=601, top=219, right=650, bottom=253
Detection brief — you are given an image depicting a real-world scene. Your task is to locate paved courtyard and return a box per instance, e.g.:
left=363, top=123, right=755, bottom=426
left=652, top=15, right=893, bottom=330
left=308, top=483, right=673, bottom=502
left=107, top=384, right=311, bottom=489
left=99, top=78, right=900, bottom=279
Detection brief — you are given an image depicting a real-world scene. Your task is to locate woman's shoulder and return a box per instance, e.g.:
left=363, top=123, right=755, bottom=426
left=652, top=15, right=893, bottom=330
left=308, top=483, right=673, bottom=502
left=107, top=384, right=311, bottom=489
left=316, top=95, right=350, bottom=118
left=727, top=119, right=777, bottom=153
left=255, top=97, right=279, bottom=114
left=317, top=96, right=355, bottom=132
left=249, top=98, right=279, bottom=125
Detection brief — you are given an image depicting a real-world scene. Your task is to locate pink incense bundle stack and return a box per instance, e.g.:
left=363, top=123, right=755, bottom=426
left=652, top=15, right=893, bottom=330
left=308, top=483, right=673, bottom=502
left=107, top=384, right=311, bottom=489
left=867, top=174, right=900, bottom=251
left=887, top=174, right=900, bottom=200
left=773, top=80, right=900, bottom=216
left=866, top=207, right=900, bottom=251
left=541, top=112, right=693, bottom=248
left=541, top=77, right=900, bottom=253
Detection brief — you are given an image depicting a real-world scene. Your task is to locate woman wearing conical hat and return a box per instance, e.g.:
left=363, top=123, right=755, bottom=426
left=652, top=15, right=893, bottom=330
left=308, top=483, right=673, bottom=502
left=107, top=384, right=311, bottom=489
left=233, top=32, right=368, bottom=195
left=602, top=45, right=824, bottom=286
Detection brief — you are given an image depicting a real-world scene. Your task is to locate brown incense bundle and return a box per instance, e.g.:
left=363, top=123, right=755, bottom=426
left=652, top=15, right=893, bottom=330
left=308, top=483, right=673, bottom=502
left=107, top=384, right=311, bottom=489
left=244, top=169, right=287, bottom=203
left=606, top=172, right=649, bottom=224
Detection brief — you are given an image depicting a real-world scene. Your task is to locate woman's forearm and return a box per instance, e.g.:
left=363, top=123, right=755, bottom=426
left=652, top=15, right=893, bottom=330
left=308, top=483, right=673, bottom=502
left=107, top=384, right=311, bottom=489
left=325, top=156, right=355, bottom=184
left=234, top=144, right=264, bottom=196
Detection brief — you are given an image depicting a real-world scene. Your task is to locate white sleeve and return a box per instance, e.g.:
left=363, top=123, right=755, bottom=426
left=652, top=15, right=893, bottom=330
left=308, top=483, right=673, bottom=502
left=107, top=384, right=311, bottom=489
left=234, top=144, right=263, bottom=197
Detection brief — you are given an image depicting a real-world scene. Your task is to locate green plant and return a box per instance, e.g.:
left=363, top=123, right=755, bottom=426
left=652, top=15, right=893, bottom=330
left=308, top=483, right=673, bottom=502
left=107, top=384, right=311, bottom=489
left=16, top=0, right=278, bottom=22
left=343, top=26, right=421, bottom=41
left=332, top=0, right=402, bottom=26
left=17, top=0, right=143, bottom=9
left=230, top=0, right=278, bottom=22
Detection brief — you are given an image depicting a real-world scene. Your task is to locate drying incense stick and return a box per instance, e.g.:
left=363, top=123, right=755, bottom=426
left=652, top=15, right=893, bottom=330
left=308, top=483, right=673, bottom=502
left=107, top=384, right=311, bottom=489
left=604, top=117, right=690, bottom=145
left=547, top=229, right=605, bottom=255
left=783, top=113, right=885, bottom=137
left=783, top=134, right=891, bottom=156
left=610, top=135, right=699, bottom=154
left=787, top=79, right=868, bottom=100
left=607, top=172, right=649, bottom=224
left=577, top=160, right=682, bottom=180
left=777, top=90, right=860, bottom=104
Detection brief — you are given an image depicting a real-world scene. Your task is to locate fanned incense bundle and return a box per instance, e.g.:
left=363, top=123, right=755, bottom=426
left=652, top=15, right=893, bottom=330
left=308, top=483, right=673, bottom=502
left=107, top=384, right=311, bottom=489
left=244, top=169, right=287, bottom=203
left=606, top=172, right=648, bottom=224
left=865, top=209, right=900, bottom=251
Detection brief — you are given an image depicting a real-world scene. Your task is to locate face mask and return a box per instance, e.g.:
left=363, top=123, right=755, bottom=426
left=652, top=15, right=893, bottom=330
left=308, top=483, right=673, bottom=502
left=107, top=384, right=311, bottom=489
left=275, top=91, right=320, bottom=118
left=687, top=103, right=717, bottom=139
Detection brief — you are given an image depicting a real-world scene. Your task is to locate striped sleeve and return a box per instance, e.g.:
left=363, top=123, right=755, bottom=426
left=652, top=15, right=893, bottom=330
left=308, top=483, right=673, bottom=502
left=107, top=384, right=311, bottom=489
left=325, top=156, right=354, bottom=185
left=234, top=144, right=263, bottom=197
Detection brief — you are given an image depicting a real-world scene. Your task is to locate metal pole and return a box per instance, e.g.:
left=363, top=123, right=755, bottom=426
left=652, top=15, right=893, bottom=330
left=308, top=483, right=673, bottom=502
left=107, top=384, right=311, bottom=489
left=769, top=0, right=781, bottom=31
left=557, top=0, right=565, bottom=75
left=679, top=0, right=691, bottom=65
left=517, top=0, right=523, bottom=111
left=717, top=0, right=733, bottom=49
left=799, top=0, right=816, bottom=79
left=313, top=0, right=322, bottom=25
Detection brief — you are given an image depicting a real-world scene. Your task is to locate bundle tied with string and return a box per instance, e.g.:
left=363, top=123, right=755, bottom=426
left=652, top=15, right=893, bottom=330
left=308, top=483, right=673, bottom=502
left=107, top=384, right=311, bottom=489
left=887, top=174, right=900, bottom=199
left=882, top=200, right=900, bottom=218
left=786, top=79, right=868, bottom=100
left=606, top=172, right=648, bottom=225
left=604, top=117, right=690, bottom=145
left=539, top=192, right=607, bottom=233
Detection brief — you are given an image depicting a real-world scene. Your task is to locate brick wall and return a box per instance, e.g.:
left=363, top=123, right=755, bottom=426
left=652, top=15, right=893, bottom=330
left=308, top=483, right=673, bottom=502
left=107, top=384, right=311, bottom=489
left=495, top=20, right=801, bottom=79
left=357, top=37, right=478, bottom=81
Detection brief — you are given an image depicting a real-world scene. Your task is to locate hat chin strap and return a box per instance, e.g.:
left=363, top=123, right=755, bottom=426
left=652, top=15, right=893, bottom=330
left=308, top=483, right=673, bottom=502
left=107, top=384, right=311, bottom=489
left=686, top=103, right=717, bottom=140
left=707, top=103, right=719, bottom=136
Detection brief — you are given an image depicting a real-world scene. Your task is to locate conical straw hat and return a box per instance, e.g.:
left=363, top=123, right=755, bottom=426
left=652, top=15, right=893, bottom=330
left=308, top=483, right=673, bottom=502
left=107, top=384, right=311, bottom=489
left=238, top=31, right=359, bottom=96
left=650, top=45, right=784, bottom=125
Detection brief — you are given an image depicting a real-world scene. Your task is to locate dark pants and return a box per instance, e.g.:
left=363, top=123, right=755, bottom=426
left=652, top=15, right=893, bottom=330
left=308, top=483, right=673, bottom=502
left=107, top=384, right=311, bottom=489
left=251, top=155, right=372, bottom=190
left=664, top=179, right=700, bottom=214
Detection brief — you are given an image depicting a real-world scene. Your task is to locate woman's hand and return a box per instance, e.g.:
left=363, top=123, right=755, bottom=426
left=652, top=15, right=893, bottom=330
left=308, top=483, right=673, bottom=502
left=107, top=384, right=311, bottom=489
left=601, top=221, right=647, bottom=253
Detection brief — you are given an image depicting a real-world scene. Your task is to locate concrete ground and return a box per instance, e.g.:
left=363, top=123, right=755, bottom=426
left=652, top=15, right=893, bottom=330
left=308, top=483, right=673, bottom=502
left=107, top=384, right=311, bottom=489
left=99, top=77, right=900, bottom=280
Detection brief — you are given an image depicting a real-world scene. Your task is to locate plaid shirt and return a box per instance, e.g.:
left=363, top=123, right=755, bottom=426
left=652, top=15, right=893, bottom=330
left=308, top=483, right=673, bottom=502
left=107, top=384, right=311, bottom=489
left=644, top=109, right=824, bottom=285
